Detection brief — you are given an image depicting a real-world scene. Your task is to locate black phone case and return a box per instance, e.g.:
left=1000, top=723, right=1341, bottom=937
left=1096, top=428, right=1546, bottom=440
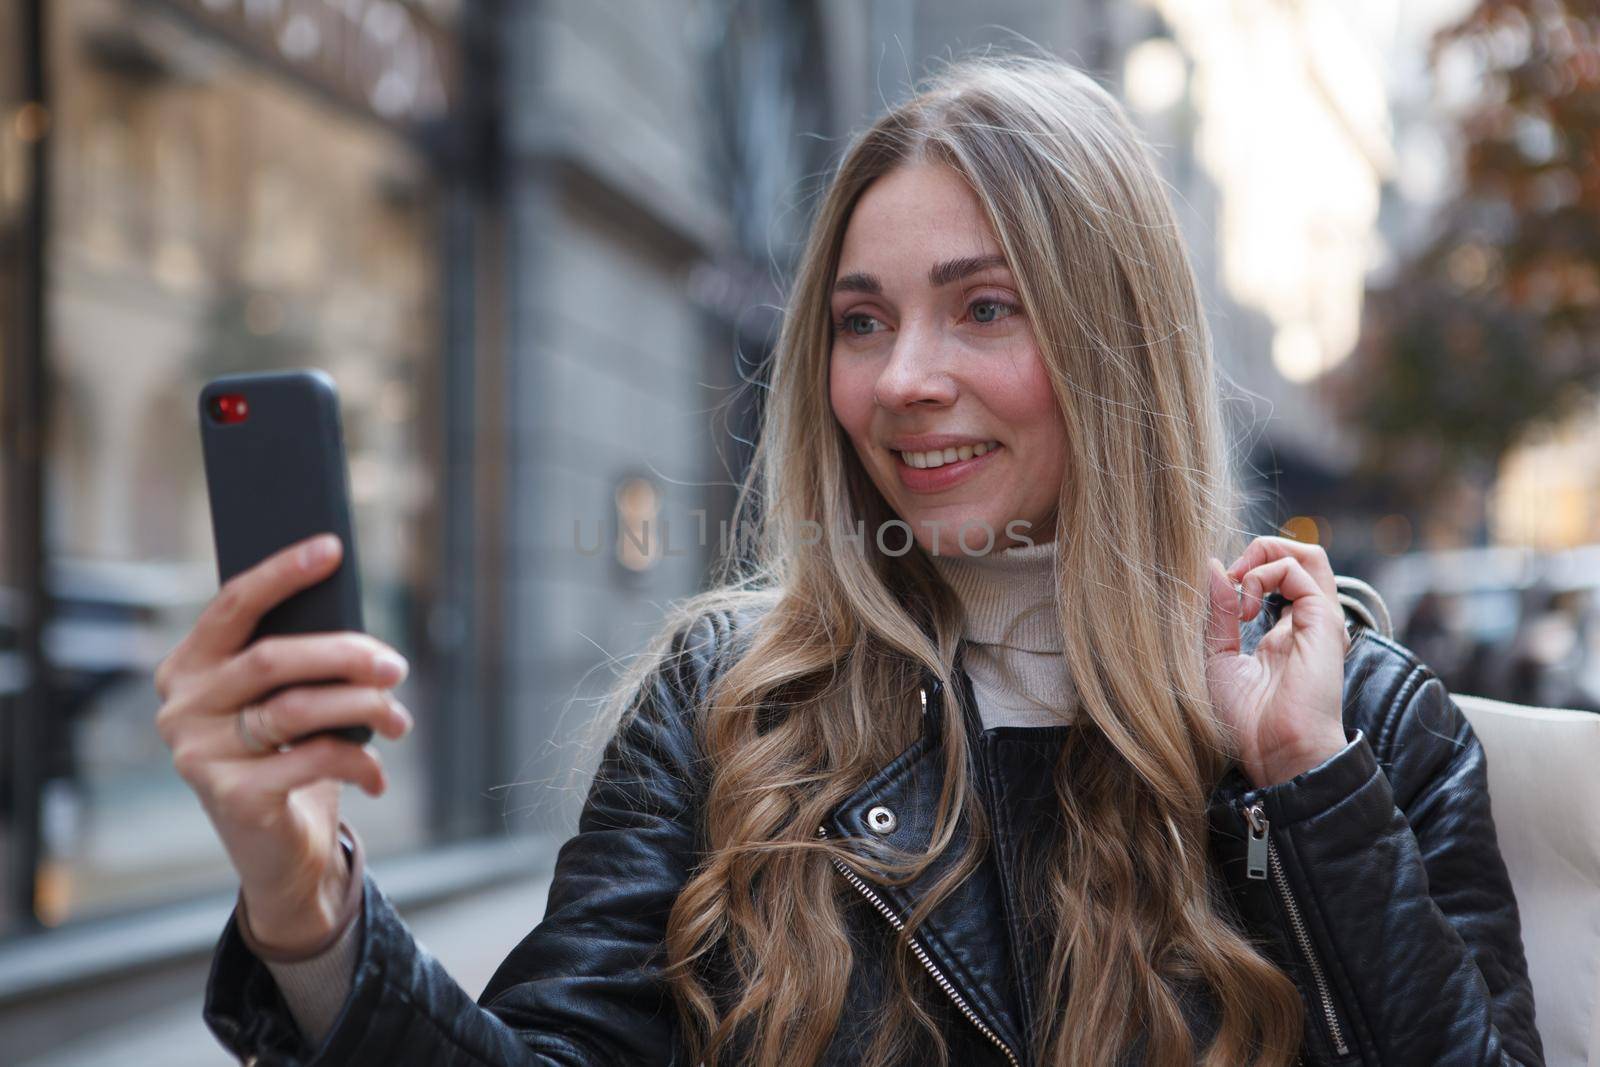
left=199, top=369, right=374, bottom=746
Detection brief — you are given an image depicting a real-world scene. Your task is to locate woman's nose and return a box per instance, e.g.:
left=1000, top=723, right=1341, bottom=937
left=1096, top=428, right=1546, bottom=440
left=873, top=328, right=957, bottom=410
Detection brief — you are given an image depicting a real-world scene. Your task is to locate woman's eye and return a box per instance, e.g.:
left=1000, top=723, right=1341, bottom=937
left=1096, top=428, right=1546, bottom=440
left=970, top=300, right=1018, bottom=324
left=835, top=313, right=882, bottom=336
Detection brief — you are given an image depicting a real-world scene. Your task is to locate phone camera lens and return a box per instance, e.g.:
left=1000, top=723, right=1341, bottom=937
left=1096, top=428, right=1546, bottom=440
left=208, top=393, right=250, bottom=424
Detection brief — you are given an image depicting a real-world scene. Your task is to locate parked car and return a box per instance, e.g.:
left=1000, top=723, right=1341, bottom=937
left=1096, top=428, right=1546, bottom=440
left=1372, top=545, right=1600, bottom=712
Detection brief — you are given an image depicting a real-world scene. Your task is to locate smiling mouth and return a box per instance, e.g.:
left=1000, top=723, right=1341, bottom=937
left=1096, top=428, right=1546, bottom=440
left=894, top=441, right=1002, bottom=469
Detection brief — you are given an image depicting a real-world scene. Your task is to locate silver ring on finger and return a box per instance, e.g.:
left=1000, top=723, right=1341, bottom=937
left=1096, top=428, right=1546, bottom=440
left=236, top=704, right=285, bottom=755
left=255, top=704, right=291, bottom=752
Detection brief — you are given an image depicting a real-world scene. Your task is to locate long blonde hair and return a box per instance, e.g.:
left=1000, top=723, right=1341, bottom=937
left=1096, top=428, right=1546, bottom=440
left=599, top=53, right=1304, bottom=1067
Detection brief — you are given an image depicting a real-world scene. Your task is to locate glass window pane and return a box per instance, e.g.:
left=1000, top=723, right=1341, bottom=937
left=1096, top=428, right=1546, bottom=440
left=39, top=0, right=441, bottom=924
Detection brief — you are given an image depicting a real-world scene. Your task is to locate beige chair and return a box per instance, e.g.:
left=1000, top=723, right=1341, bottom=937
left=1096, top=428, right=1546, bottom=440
left=1453, top=693, right=1599, bottom=1067
left=1337, top=575, right=1598, bottom=1066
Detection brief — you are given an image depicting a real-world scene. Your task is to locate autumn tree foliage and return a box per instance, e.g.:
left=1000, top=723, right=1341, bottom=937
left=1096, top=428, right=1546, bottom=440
left=1330, top=0, right=1600, bottom=507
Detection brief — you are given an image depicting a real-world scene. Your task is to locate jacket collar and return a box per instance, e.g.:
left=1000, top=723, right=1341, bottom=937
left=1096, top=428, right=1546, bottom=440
left=823, top=640, right=1030, bottom=1058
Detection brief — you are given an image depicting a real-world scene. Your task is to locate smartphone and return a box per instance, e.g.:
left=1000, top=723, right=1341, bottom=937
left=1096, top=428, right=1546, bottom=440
left=199, top=369, right=374, bottom=746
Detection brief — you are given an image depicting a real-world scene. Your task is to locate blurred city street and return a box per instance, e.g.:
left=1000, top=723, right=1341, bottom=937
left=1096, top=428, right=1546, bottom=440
left=2, top=0, right=1598, bottom=1062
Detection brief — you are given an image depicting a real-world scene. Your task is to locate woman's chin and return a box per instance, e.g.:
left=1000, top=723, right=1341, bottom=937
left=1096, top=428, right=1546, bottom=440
left=886, top=510, right=1011, bottom=557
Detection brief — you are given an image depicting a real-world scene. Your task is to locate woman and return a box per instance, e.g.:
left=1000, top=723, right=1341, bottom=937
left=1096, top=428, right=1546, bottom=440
left=162, top=56, right=1543, bottom=1066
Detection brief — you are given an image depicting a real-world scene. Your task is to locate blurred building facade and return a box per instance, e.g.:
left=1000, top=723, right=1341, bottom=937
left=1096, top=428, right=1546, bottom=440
left=0, top=6, right=845, bottom=1048
left=0, top=0, right=1364, bottom=1057
left=2, top=0, right=484, bottom=951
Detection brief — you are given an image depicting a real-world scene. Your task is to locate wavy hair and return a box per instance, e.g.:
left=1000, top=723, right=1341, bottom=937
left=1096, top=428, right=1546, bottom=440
left=595, top=53, right=1305, bottom=1067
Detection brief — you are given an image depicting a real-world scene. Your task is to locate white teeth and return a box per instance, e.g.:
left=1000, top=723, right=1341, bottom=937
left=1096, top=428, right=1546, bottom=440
left=897, top=441, right=1000, bottom=468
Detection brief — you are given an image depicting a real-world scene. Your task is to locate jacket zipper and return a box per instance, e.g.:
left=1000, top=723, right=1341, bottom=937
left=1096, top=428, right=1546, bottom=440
left=816, top=824, right=1021, bottom=1067
left=1243, top=802, right=1350, bottom=1058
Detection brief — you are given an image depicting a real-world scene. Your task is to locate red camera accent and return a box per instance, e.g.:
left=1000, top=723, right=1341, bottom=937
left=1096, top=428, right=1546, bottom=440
left=211, top=393, right=250, bottom=424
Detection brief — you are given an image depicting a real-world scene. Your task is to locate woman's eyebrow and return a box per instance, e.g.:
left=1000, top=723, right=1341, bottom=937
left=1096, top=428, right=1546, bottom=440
left=929, top=253, right=1009, bottom=287
left=832, top=254, right=1011, bottom=295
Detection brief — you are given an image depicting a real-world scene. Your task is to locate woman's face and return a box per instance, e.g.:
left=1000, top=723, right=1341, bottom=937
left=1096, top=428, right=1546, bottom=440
left=828, top=163, right=1067, bottom=556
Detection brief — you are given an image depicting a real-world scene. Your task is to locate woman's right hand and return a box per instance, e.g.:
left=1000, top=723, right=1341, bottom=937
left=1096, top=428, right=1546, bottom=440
left=154, top=532, right=414, bottom=955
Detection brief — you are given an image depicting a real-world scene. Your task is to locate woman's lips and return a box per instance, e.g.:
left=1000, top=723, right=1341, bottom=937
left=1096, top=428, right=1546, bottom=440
left=893, top=444, right=1003, bottom=493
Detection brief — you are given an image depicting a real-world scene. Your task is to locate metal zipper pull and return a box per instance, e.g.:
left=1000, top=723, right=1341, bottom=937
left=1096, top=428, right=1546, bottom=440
left=1240, top=802, right=1351, bottom=1057
left=1244, top=802, right=1269, bottom=880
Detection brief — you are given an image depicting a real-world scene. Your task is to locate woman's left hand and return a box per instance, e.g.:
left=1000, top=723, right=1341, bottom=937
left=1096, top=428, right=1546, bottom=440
left=1204, top=536, right=1351, bottom=788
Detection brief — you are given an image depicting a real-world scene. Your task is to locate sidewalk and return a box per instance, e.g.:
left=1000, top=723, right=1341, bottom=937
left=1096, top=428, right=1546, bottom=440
left=16, top=872, right=554, bottom=1066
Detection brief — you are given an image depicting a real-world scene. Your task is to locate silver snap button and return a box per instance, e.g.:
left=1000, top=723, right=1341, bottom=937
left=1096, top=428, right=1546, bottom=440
left=866, top=804, right=897, bottom=834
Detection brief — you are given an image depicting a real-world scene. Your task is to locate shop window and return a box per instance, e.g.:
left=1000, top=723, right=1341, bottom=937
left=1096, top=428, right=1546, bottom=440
left=34, top=0, right=446, bottom=924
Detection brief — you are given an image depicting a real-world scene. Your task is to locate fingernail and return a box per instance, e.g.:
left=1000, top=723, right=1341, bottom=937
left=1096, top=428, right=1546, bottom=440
left=300, top=534, right=338, bottom=570
left=373, top=651, right=409, bottom=684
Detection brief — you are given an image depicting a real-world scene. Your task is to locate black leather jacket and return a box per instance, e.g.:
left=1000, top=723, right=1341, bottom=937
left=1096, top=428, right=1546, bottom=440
left=203, top=593, right=1545, bottom=1066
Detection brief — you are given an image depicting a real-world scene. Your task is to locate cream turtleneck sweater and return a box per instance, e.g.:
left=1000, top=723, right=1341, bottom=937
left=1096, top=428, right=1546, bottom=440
left=928, top=536, right=1076, bottom=729
left=254, top=538, right=1076, bottom=1046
